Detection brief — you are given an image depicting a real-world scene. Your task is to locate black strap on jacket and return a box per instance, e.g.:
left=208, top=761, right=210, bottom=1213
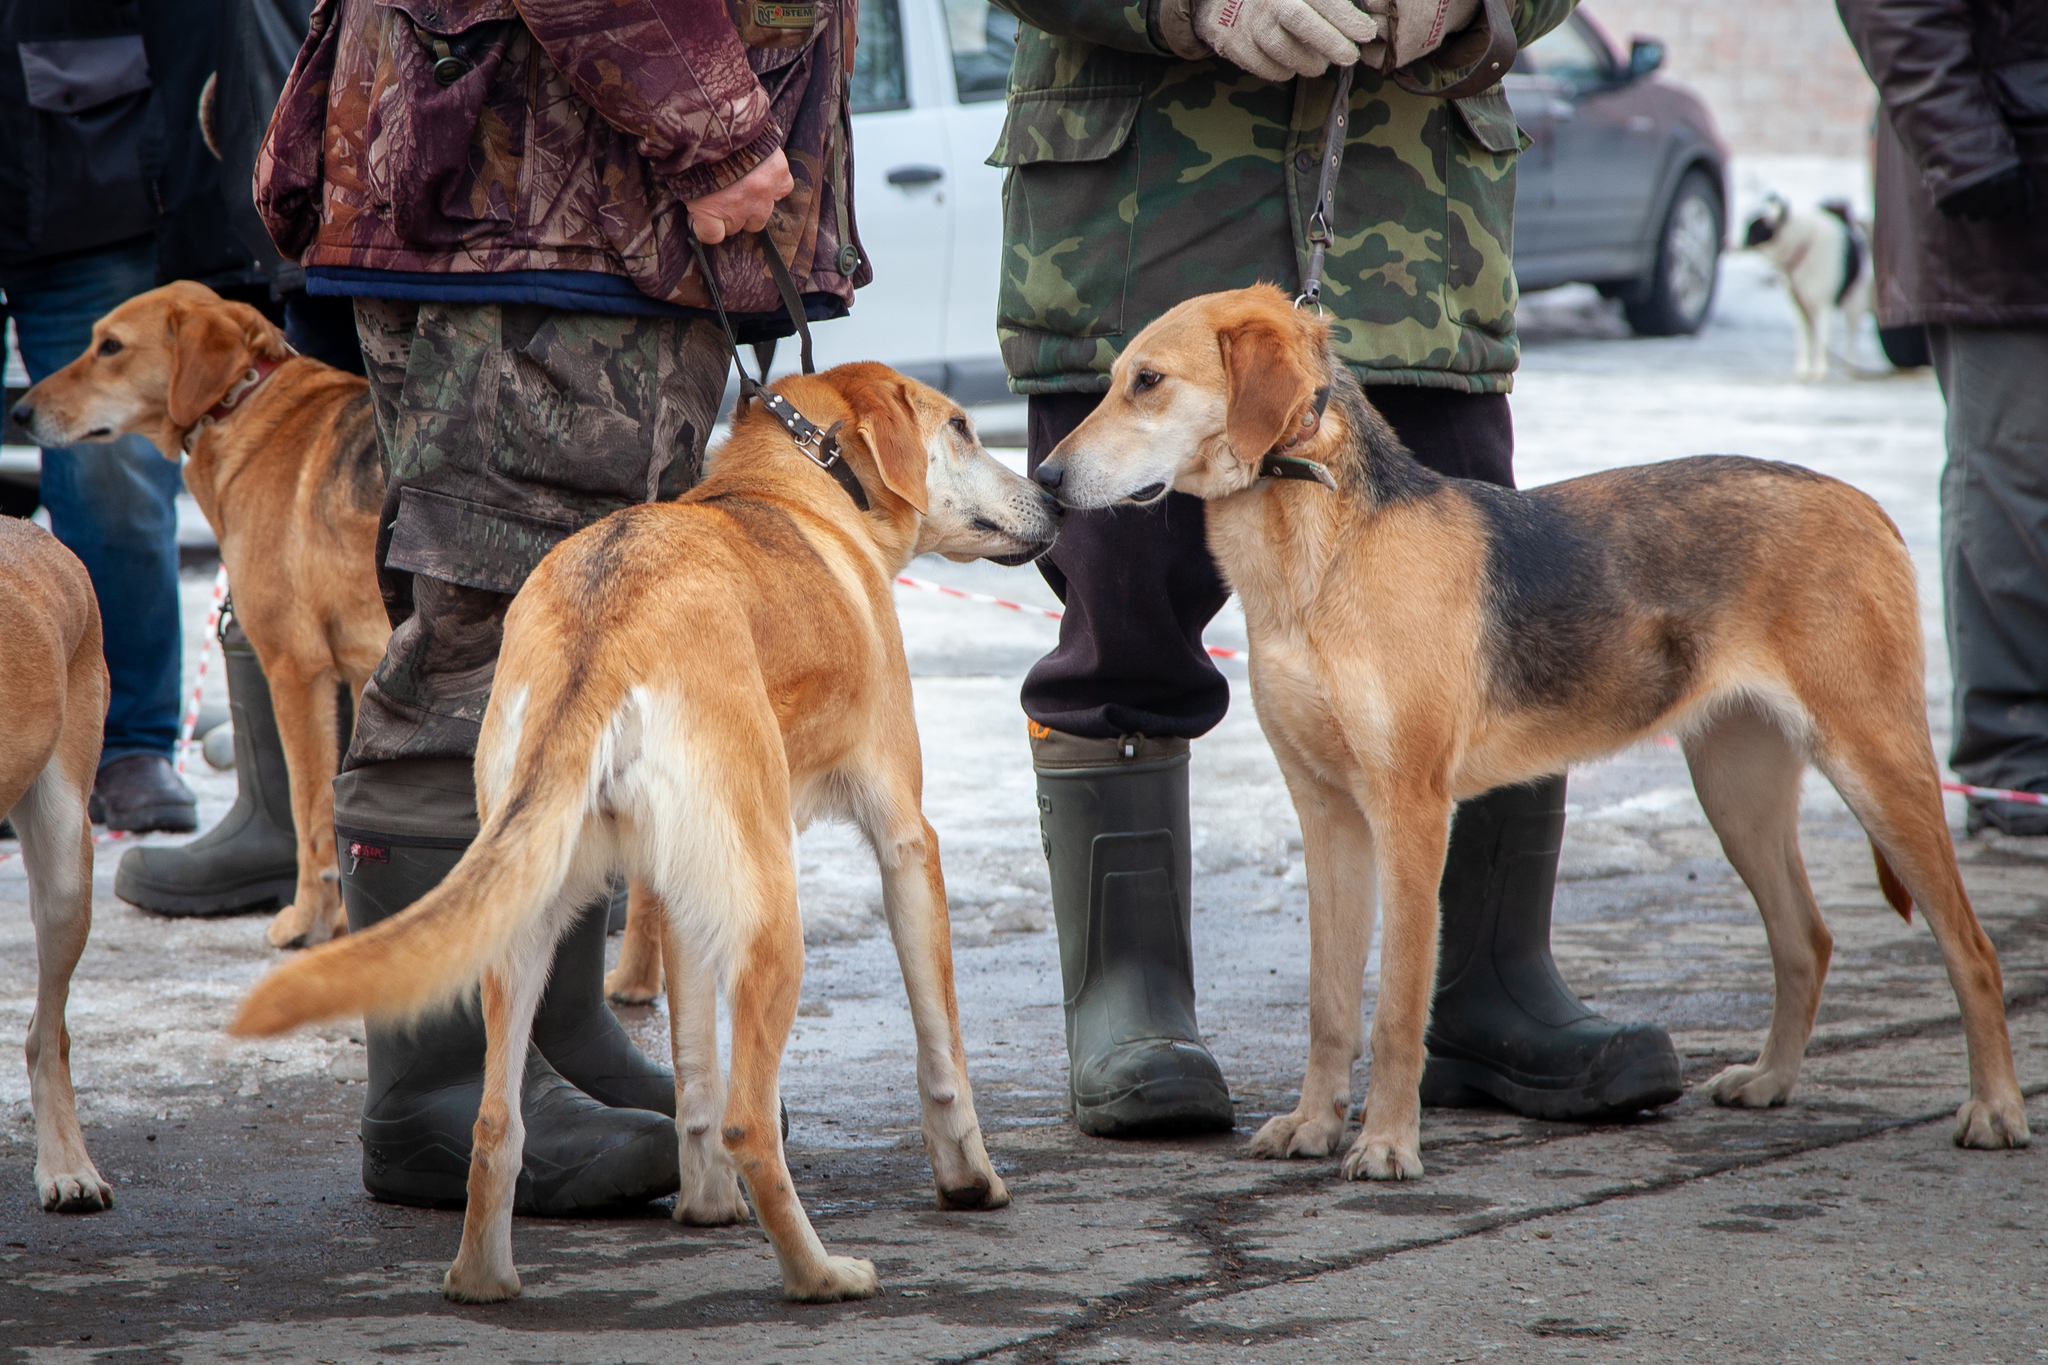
left=688, top=227, right=869, bottom=512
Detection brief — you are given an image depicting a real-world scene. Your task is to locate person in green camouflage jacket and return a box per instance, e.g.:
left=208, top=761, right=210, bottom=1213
left=1006, top=0, right=1685, bottom=1141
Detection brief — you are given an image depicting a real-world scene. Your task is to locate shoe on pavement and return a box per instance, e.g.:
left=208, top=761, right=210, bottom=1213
left=1033, top=726, right=1235, bottom=1138
left=1421, top=774, right=1683, bottom=1121
left=90, top=754, right=198, bottom=834
left=116, top=632, right=298, bottom=915
left=343, top=828, right=678, bottom=1214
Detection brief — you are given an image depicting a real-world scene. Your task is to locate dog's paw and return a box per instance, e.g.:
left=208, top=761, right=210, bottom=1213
left=604, top=966, right=663, bottom=1005
left=674, top=1170, right=750, bottom=1226
left=37, top=1166, right=112, bottom=1213
left=1247, top=1107, right=1346, bottom=1160
left=1703, top=1064, right=1792, bottom=1109
left=442, top=1262, right=521, bottom=1304
left=936, top=1168, right=1011, bottom=1211
left=784, top=1255, right=879, bottom=1303
left=1340, top=1130, right=1423, bottom=1182
left=1953, top=1096, right=2031, bottom=1150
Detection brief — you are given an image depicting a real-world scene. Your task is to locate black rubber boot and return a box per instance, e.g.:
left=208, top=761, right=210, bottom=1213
left=343, top=838, right=679, bottom=1214
left=1033, top=728, right=1234, bottom=1137
left=115, top=631, right=298, bottom=916
left=532, top=888, right=677, bottom=1116
left=1420, top=775, right=1683, bottom=1121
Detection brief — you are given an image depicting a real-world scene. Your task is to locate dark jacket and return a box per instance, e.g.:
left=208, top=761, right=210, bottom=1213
left=0, top=0, right=158, bottom=270
left=258, top=0, right=868, bottom=325
left=140, top=0, right=267, bottom=291
left=1838, top=0, right=2048, bottom=327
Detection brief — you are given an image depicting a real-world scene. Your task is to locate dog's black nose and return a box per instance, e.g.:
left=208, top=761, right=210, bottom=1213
left=1031, top=462, right=1064, bottom=493
left=9, top=399, right=32, bottom=430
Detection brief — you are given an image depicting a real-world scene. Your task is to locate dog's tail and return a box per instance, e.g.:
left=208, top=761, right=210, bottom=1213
left=229, top=688, right=603, bottom=1039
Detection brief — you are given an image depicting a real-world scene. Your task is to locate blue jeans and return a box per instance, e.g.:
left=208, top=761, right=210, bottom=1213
left=2, top=238, right=184, bottom=766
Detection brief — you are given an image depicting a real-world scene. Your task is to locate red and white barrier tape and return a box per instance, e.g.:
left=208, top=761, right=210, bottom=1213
left=895, top=573, right=2047, bottom=806
left=893, top=573, right=1244, bottom=661
left=173, top=564, right=231, bottom=777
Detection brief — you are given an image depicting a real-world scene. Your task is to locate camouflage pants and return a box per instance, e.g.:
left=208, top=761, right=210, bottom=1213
left=343, top=298, right=729, bottom=801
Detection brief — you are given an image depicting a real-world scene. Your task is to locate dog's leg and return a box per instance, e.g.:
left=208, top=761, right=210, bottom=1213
left=1791, top=293, right=1819, bottom=381
left=1344, top=783, right=1452, bottom=1181
left=1816, top=732, right=2030, bottom=1149
left=1685, top=704, right=1831, bottom=1109
left=664, top=921, right=748, bottom=1225
left=442, top=939, right=555, bottom=1303
left=15, top=765, right=111, bottom=1213
left=724, top=851, right=878, bottom=1302
left=864, top=800, right=1008, bottom=1211
left=1249, top=760, right=1375, bottom=1162
left=606, top=879, right=666, bottom=1004
left=262, top=661, right=345, bottom=950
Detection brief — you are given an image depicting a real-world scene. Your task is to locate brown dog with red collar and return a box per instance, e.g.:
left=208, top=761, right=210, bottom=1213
left=1031, top=284, right=2030, bottom=1181
left=15, top=281, right=387, bottom=948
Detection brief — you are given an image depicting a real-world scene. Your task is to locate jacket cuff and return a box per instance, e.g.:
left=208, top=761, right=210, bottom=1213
left=666, top=125, right=783, bottom=202
left=1151, top=0, right=1208, bottom=61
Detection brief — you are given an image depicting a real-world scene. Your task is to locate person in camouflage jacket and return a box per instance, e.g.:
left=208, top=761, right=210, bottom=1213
left=1005, top=0, right=1685, bottom=1141
left=246, top=0, right=862, bottom=1215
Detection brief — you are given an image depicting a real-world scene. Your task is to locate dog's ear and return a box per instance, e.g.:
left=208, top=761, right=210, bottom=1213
left=1218, top=318, right=1319, bottom=463
left=165, top=303, right=257, bottom=428
left=854, top=377, right=929, bottom=514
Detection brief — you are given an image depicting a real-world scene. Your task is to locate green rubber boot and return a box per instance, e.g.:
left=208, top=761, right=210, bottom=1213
left=1032, top=728, right=1234, bottom=1137
left=342, top=835, right=679, bottom=1213
left=115, top=628, right=299, bottom=916
left=1420, top=775, right=1683, bottom=1121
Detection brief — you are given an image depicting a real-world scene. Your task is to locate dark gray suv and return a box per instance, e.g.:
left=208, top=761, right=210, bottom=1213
left=1504, top=11, right=1729, bottom=335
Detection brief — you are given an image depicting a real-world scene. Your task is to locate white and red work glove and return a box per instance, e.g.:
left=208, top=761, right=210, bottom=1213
left=685, top=148, right=796, bottom=245
left=1361, top=0, right=1482, bottom=69
left=1193, top=0, right=1382, bottom=81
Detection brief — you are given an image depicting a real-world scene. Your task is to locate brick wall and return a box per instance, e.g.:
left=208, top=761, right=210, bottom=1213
left=1578, top=0, right=1877, bottom=157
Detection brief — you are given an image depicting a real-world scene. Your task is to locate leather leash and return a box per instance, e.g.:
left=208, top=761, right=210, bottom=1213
left=1282, top=0, right=1516, bottom=488
left=688, top=227, right=869, bottom=512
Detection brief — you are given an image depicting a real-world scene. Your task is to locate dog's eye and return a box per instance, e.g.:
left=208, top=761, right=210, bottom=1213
left=96, top=337, right=123, bottom=357
left=1133, top=369, right=1162, bottom=393
left=949, top=415, right=970, bottom=438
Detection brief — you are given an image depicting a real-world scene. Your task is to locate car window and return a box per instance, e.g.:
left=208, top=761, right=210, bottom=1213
left=942, top=0, right=1018, bottom=104
left=1522, top=19, right=1609, bottom=88
left=850, top=0, right=909, bottom=113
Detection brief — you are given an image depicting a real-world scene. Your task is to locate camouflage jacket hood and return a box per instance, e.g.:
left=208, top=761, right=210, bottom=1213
left=256, top=0, right=870, bottom=321
left=991, top=0, right=1573, bottom=395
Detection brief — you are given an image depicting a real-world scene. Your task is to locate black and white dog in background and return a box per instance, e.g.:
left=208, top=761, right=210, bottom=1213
left=1744, top=195, right=1873, bottom=380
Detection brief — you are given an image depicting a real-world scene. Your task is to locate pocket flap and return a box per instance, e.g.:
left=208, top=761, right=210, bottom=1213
left=18, top=36, right=151, bottom=114
left=1995, top=58, right=2048, bottom=118
left=377, top=0, right=518, bottom=36
left=989, top=87, right=1141, bottom=167
left=385, top=487, right=576, bottom=595
left=1452, top=88, right=1524, bottom=155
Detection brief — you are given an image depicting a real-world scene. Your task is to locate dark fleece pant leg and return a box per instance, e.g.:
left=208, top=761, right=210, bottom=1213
left=1020, top=386, right=1512, bottom=740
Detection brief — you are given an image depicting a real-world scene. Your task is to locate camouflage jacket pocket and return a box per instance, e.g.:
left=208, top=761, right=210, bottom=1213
left=994, top=87, right=1141, bottom=352
left=363, top=2, right=525, bottom=241
left=1450, top=88, right=1526, bottom=156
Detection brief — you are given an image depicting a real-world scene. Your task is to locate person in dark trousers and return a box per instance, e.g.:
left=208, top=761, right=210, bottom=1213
left=997, top=0, right=1684, bottom=1137
left=0, top=0, right=195, bottom=834
left=250, top=0, right=864, bottom=1212
left=1838, top=0, right=2048, bottom=837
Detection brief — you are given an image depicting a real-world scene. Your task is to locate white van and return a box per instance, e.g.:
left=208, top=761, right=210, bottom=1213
left=803, top=0, right=1017, bottom=403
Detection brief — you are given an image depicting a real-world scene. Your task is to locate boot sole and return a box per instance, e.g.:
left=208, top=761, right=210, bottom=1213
left=1074, top=1076, right=1235, bottom=1138
left=1419, top=1050, right=1683, bottom=1122
left=362, top=1123, right=681, bottom=1215
left=113, top=867, right=297, bottom=917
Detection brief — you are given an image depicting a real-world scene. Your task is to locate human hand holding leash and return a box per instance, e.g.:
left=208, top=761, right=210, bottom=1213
left=1362, top=0, right=1481, bottom=69
left=1194, top=0, right=1381, bottom=80
left=686, top=149, right=795, bottom=245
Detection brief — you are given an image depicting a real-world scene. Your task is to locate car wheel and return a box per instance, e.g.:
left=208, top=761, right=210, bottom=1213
left=1623, top=169, right=1722, bottom=337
